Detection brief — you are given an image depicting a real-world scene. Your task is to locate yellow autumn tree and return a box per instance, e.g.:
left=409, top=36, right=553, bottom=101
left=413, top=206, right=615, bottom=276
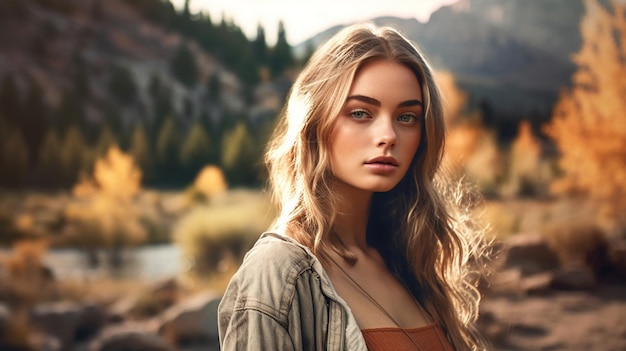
left=183, top=164, right=228, bottom=206
left=436, top=71, right=468, bottom=127
left=438, top=71, right=504, bottom=194
left=502, top=120, right=550, bottom=197
left=544, top=0, right=626, bottom=222
left=65, top=146, right=146, bottom=267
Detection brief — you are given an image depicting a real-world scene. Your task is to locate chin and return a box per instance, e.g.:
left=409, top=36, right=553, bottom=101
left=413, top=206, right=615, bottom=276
left=367, top=183, right=400, bottom=193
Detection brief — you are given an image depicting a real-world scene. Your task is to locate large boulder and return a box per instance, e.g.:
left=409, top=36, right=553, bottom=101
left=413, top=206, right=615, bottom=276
left=76, top=302, right=107, bottom=341
left=157, top=292, right=221, bottom=345
left=551, top=264, right=597, bottom=290
left=89, top=323, right=174, bottom=351
left=30, top=301, right=82, bottom=349
left=498, top=233, right=560, bottom=276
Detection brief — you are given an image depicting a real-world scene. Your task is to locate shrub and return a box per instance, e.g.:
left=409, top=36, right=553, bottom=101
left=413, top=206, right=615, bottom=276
left=174, top=191, right=275, bottom=279
left=501, top=120, right=552, bottom=198
left=183, top=165, right=228, bottom=206
left=63, top=147, right=146, bottom=266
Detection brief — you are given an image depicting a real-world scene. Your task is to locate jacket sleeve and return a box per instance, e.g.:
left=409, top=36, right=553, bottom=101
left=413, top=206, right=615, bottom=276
left=217, top=235, right=327, bottom=351
left=219, top=306, right=295, bottom=351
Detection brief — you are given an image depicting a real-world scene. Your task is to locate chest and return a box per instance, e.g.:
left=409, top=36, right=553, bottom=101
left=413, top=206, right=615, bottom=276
left=326, top=258, right=431, bottom=330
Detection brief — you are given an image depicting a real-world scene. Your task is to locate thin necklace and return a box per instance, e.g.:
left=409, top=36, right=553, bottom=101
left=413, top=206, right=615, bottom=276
left=327, top=254, right=430, bottom=351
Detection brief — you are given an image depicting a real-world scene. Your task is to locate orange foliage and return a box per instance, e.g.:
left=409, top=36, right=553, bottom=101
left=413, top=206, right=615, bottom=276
left=436, top=71, right=468, bottom=127
left=73, top=146, right=141, bottom=201
left=6, top=240, right=49, bottom=280
left=511, top=120, right=541, bottom=177
left=437, top=70, right=478, bottom=164
left=439, top=72, right=504, bottom=193
left=66, top=147, right=146, bottom=249
left=543, top=0, right=626, bottom=220
left=505, top=120, right=546, bottom=196
left=444, top=116, right=482, bottom=165
left=193, top=165, right=228, bottom=197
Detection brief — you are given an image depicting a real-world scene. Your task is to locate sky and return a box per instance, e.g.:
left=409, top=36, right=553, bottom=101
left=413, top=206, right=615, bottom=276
left=170, top=0, right=459, bottom=45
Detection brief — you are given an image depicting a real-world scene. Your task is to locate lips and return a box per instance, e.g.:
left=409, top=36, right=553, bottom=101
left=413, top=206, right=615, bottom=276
left=365, top=156, right=399, bottom=166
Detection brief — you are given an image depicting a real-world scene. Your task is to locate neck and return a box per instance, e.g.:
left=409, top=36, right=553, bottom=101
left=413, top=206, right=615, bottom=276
left=332, top=182, right=372, bottom=251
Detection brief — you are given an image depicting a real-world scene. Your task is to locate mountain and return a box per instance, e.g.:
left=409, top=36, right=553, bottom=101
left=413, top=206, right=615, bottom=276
left=0, top=0, right=289, bottom=188
left=0, top=0, right=290, bottom=134
left=296, top=0, right=599, bottom=121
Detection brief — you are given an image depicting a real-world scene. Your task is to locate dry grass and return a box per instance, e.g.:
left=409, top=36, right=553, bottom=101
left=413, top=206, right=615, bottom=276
left=54, top=278, right=150, bottom=307
left=478, top=198, right=603, bottom=240
left=173, top=189, right=276, bottom=281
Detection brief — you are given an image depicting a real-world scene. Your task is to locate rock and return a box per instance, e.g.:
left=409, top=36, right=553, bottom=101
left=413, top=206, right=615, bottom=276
left=552, top=264, right=596, bottom=291
left=30, top=301, right=82, bottom=349
left=488, top=268, right=522, bottom=294
left=76, top=302, right=107, bottom=341
left=498, top=234, right=559, bottom=276
left=520, top=272, right=554, bottom=295
left=157, top=292, right=221, bottom=344
left=90, top=323, right=174, bottom=351
left=28, top=332, right=62, bottom=351
left=500, top=233, right=560, bottom=276
left=107, top=294, right=140, bottom=323
left=607, top=238, right=626, bottom=278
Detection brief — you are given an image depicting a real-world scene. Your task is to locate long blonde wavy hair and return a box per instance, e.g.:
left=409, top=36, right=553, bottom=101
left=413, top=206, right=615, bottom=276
left=265, top=23, right=488, bottom=350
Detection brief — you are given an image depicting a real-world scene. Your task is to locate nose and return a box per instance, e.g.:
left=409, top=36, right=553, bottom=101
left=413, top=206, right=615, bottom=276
left=376, top=117, right=397, bottom=148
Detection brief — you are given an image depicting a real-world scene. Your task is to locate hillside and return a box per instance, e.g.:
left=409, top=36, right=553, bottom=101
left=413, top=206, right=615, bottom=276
left=297, top=0, right=599, bottom=122
left=0, top=0, right=249, bottom=126
left=0, top=0, right=290, bottom=188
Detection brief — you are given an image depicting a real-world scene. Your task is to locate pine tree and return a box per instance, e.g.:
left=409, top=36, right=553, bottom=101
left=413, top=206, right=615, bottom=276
left=55, top=89, right=85, bottom=137
left=60, top=126, right=88, bottom=185
left=148, top=73, right=173, bottom=137
left=543, top=0, right=626, bottom=220
left=37, top=129, right=63, bottom=187
left=21, top=79, right=48, bottom=163
left=0, top=127, right=29, bottom=187
left=95, top=125, right=119, bottom=158
left=170, top=42, right=199, bottom=88
left=207, top=73, right=221, bottom=101
left=0, top=73, right=22, bottom=128
left=108, top=65, right=137, bottom=106
left=253, top=23, right=268, bottom=65
left=155, top=118, right=182, bottom=183
left=269, top=21, right=294, bottom=77
left=221, top=122, right=260, bottom=185
left=129, top=124, right=152, bottom=181
left=180, top=122, right=212, bottom=178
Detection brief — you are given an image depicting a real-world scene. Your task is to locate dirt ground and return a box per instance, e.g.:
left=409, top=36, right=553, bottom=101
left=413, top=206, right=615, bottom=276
left=480, top=282, right=626, bottom=350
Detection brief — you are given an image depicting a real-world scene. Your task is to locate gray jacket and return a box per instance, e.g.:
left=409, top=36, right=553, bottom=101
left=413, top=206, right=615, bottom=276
left=218, top=232, right=368, bottom=350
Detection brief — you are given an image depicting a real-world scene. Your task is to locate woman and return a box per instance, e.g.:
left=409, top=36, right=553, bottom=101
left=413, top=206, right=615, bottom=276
left=218, top=23, right=488, bottom=350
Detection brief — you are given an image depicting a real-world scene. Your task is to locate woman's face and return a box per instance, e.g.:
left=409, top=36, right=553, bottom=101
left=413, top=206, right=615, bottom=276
left=329, top=59, right=423, bottom=194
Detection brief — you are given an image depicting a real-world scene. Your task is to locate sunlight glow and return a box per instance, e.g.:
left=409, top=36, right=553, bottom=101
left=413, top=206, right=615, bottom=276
left=170, top=0, right=459, bottom=45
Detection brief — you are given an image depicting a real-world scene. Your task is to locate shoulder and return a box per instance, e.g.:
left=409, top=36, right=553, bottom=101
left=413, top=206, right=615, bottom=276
left=219, top=233, right=320, bottom=321
left=242, top=232, right=315, bottom=276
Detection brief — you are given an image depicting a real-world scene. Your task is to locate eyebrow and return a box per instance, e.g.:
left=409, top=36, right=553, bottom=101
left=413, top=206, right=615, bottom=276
left=346, top=95, right=423, bottom=108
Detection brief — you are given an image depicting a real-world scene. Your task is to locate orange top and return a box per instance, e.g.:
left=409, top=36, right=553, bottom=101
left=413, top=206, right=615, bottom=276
left=361, top=324, right=454, bottom=351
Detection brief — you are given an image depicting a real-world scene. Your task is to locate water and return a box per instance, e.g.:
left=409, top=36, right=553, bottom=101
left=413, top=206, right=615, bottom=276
left=39, top=244, right=183, bottom=281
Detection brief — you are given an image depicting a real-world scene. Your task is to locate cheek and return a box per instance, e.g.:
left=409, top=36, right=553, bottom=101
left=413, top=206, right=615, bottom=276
left=406, top=130, right=423, bottom=159
left=329, top=123, right=358, bottom=155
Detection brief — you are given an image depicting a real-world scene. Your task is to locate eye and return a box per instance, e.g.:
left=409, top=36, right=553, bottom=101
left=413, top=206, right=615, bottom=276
left=350, top=109, right=370, bottom=120
left=398, top=113, right=419, bottom=124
